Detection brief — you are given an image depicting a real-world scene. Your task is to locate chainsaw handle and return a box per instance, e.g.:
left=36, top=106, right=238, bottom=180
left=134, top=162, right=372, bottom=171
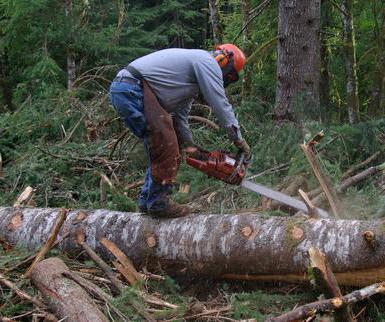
left=237, top=151, right=245, bottom=165
left=237, top=150, right=252, bottom=165
left=229, top=152, right=246, bottom=183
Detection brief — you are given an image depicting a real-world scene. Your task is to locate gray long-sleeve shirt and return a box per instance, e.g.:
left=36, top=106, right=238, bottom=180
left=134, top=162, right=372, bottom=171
left=117, top=48, right=241, bottom=143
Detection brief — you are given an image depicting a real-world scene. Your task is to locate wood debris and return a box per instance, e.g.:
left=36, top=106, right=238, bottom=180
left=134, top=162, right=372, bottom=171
left=13, top=186, right=35, bottom=208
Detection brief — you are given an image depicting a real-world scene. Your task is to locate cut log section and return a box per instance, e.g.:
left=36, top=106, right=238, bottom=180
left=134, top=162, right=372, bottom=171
left=1, top=207, right=385, bottom=286
left=30, top=257, right=108, bottom=322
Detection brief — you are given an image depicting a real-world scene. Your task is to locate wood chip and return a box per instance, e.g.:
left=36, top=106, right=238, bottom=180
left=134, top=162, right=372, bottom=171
left=13, top=186, right=35, bottom=208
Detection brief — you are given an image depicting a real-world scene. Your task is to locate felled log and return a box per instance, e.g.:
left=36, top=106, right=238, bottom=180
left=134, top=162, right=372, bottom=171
left=1, top=207, right=385, bottom=286
left=30, top=257, right=108, bottom=322
left=341, top=151, right=381, bottom=180
left=339, top=162, right=385, bottom=193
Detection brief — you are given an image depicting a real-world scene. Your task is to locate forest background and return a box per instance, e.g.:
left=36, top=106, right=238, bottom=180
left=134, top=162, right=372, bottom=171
left=1, top=0, right=385, bottom=320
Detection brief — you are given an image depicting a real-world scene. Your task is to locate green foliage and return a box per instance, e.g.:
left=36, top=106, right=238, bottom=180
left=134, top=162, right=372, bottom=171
left=229, top=289, right=314, bottom=320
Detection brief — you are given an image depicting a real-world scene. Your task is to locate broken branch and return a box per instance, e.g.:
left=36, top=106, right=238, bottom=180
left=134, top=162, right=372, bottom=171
left=267, top=282, right=385, bottom=322
left=0, top=273, right=46, bottom=309
left=300, top=132, right=342, bottom=217
left=309, top=247, right=353, bottom=322
left=24, top=208, right=67, bottom=277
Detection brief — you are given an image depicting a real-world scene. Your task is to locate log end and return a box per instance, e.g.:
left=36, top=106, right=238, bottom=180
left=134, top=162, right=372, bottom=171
left=331, top=297, right=343, bottom=308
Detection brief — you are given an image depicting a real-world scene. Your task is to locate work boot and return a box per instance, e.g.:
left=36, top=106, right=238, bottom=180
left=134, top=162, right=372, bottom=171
left=138, top=205, right=147, bottom=213
left=148, top=197, right=190, bottom=218
left=137, top=193, right=148, bottom=213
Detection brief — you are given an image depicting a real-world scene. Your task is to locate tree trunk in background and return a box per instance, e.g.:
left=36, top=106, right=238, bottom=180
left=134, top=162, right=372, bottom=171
left=1, top=207, right=385, bottom=286
left=274, top=0, right=321, bottom=121
left=341, top=0, right=359, bottom=124
left=0, top=52, right=14, bottom=112
left=241, top=0, right=253, bottom=101
left=369, top=0, right=385, bottom=116
left=208, top=0, right=223, bottom=45
left=319, top=0, right=332, bottom=122
left=65, top=0, right=76, bottom=91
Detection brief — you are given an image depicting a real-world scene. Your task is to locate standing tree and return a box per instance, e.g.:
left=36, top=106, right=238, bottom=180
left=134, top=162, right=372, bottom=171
left=208, top=0, right=223, bottom=45
left=341, top=0, right=360, bottom=123
left=319, top=0, right=332, bottom=121
left=369, top=0, right=385, bottom=116
left=65, top=0, right=75, bottom=91
left=0, top=51, right=13, bottom=111
left=241, top=0, right=253, bottom=100
left=274, top=0, right=321, bottom=121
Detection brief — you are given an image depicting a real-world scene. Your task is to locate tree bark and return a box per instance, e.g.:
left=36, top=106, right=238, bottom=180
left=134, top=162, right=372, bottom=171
left=341, top=0, right=359, bottom=124
left=274, top=0, right=321, bottom=121
left=1, top=207, right=385, bottom=284
left=30, top=257, right=108, bottom=322
left=208, top=0, right=223, bottom=45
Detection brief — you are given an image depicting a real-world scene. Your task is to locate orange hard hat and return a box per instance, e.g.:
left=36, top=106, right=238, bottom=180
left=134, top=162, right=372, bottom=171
left=216, top=43, right=246, bottom=72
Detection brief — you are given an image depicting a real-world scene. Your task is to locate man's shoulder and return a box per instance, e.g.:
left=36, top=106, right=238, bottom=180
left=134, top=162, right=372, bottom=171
left=157, top=48, right=211, bottom=58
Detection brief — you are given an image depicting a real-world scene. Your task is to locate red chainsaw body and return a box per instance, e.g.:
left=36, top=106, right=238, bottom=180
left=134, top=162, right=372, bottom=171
left=186, top=150, right=246, bottom=185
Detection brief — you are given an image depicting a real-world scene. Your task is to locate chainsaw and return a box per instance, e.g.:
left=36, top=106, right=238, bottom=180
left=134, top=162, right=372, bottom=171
left=186, top=149, right=330, bottom=218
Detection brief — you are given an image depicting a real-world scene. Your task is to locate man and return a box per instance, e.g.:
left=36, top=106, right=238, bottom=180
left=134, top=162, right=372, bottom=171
left=109, top=44, right=251, bottom=218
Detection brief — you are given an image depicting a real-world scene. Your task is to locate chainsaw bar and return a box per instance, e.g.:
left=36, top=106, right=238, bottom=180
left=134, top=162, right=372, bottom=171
left=241, top=179, right=330, bottom=218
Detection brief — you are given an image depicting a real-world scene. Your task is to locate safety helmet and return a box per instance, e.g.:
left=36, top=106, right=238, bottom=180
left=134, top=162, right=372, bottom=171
left=215, top=43, right=246, bottom=72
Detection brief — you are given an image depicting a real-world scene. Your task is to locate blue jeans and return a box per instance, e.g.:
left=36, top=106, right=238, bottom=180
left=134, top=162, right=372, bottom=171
left=109, top=81, right=172, bottom=211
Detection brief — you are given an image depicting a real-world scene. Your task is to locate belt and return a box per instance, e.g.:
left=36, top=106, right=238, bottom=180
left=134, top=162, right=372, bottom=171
left=113, top=76, right=141, bottom=85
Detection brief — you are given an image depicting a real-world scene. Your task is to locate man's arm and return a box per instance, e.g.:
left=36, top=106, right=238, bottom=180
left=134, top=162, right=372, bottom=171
left=192, top=58, right=242, bottom=142
left=172, top=100, right=194, bottom=147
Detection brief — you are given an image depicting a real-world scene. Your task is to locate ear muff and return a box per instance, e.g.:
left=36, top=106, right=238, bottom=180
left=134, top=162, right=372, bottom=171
left=214, top=51, right=229, bottom=68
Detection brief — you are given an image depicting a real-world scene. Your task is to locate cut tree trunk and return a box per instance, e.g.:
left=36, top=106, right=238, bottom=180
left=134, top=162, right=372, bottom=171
left=1, top=207, right=385, bottom=286
left=30, top=257, right=108, bottom=322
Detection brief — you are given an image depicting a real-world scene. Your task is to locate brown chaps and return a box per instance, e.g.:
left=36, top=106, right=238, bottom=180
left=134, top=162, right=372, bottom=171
left=142, top=80, right=180, bottom=185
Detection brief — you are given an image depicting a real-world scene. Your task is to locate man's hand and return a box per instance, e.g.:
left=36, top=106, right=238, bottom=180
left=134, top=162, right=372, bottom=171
left=234, top=139, right=251, bottom=162
left=183, top=145, right=198, bottom=154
